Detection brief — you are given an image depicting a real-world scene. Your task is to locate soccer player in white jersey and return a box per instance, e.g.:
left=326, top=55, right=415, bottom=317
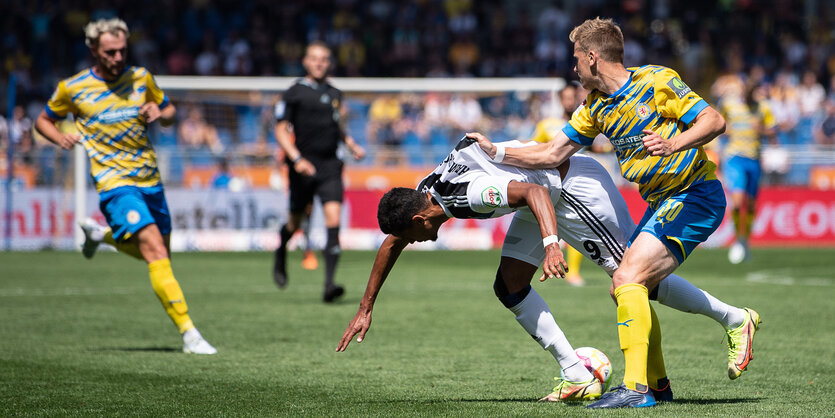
left=337, top=137, right=753, bottom=402
left=34, top=18, right=216, bottom=354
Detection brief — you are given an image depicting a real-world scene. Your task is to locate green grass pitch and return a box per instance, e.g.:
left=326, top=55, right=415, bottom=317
left=1, top=248, right=834, bottom=416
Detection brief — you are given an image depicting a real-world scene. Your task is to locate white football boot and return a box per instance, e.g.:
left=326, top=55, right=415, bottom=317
left=728, top=241, right=749, bottom=264
left=79, top=218, right=107, bottom=259
left=182, top=328, right=217, bottom=355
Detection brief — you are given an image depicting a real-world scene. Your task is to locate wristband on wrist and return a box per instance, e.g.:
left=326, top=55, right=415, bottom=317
left=542, top=235, right=560, bottom=248
left=291, top=155, right=302, bottom=164
left=492, top=144, right=506, bottom=163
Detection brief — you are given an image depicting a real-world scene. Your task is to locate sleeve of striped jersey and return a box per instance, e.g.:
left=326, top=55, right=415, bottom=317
left=467, top=176, right=512, bottom=213
left=44, top=81, right=75, bottom=119
left=144, top=72, right=170, bottom=109
left=654, top=67, right=708, bottom=125
left=562, top=105, right=598, bottom=146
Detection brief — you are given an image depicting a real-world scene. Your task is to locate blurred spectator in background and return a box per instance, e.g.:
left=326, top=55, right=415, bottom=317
left=194, top=33, right=220, bottom=76
left=768, top=72, right=802, bottom=144
left=178, top=106, right=223, bottom=155
left=210, top=157, right=233, bottom=189
left=815, top=99, right=835, bottom=146
left=368, top=94, right=404, bottom=166
left=0, top=0, right=834, bottom=185
left=241, top=134, right=278, bottom=165
left=761, top=136, right=791, bottom=185
left=447, top=93, right=483, bottom=132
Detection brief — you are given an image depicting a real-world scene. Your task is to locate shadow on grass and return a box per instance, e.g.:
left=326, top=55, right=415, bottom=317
left=89, top=347, right=180, bottom=353
left=664, top=397, right=762, bottom=405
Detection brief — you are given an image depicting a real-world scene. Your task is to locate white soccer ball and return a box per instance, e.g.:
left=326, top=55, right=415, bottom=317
left=575, top=346, right=613, bottom=392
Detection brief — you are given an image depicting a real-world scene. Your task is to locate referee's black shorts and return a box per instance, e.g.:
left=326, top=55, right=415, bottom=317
left=287, top=158, right=344, bottom=214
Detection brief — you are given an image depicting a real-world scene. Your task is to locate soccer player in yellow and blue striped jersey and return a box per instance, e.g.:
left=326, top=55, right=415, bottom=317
left=469, top=17, right=760, bottom=408
left=34, top=18, right=216, bottom=354
left=718, top=85, right=776, bottom=264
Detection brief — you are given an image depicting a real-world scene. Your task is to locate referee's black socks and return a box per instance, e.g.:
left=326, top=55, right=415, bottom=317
left=323, top=227, right=341, bottom=287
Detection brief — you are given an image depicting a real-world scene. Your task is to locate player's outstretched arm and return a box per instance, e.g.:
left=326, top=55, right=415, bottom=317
left=506, top=181, right=568, bottom=281
left=466, top=132, right=582, bottom=169
left=336, top=234, right=409, bottom=352
left=35, top=111, right=80, bottom=150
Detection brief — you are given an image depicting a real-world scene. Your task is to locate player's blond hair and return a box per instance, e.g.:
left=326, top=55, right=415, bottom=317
left=569, top=17, right=624, bottom=63
left=84, top=18, right=130, bottom=48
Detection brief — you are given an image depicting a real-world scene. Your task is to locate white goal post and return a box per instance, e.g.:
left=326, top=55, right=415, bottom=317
left=72, top=76, right=566, bottom=248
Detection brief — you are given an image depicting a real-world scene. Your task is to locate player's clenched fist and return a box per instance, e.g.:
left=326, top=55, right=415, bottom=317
left=641, top=129, right=677, bottom=157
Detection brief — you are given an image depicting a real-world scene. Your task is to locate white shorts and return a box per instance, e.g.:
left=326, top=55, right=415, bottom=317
left=500, top=154, right=636, bottom=276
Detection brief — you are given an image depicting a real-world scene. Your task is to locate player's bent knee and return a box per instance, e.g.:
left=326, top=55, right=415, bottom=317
left=494, top=270, right=531, bottom=308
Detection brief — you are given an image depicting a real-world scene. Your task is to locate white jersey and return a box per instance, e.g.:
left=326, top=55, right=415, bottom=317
left=417, top=138, right=563, bottom=219
left=418, top=137, right=636, bottom=276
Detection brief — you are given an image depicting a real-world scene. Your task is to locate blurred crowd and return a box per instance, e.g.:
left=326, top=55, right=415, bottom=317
left=1, top=0, right=835, bottom=189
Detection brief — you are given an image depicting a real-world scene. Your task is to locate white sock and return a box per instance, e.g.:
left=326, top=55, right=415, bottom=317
left=655, top=274, right=746, bottom=329
left=509, top=289, right=593, bottom=382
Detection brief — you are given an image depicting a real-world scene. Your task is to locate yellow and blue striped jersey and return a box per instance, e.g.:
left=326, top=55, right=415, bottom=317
left=719, top=96, right=775, bottom=160
left=45, top=66, right=169, bottom=193
left=563, top=65, right=716, bottom=208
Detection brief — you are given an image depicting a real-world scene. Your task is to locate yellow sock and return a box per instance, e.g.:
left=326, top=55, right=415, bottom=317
left=732, top=209, right=740, bottom=232
left=646, top=304, right=667, bottom=389
left=567, top=246, right=583, bottom=276
left=149, top=258, right=194, bottom=334
left=103, top=230, right=144, bottom=260
left=615, top=283, right=650, bottom=391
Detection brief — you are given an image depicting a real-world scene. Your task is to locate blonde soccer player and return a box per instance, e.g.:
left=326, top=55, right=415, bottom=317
left=471, top=18, right=760, bottom=408
left=35, top=18, right=216, bottom=354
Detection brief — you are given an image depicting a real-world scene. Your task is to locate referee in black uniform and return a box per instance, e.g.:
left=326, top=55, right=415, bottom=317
left=273, top=41, right=365, bottom=302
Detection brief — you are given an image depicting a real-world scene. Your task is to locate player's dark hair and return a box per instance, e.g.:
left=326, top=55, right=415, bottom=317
left=377, top=188, right=429, bottom=234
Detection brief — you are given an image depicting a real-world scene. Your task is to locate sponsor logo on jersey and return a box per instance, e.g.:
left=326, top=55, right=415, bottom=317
left=127, top=210, right=141, bottom=224
left=320, top=93, right=330, bottom=104
left=610, top=133, right=647, bottom=152
left=130, top=90, right=142, bottom=101
left=636, top=103, right=652, bottom=120
left=481, top=186, right=503, bottom=207
left=667, top=77, right=692, bottom=99
left=98, top=108, right=140, bottom=124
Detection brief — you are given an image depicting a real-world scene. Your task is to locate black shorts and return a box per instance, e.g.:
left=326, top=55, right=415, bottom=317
left=288, top=158, right=344, bottom=214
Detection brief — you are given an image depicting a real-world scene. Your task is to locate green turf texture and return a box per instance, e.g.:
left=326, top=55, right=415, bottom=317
left=1, top=248, right=833, bottom=416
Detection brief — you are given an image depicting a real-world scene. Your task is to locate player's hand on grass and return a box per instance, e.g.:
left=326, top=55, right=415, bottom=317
left=293, top=158, right=316, bottom=176
left=539, top=243, right=568, bottom=282
left=465, top=132, right=496, bottom=159
left=55, top=133, right=81, bottom=150
left=336, top=308, right=372, bottom=352
left=140, top=102, right=162, bottom=123
left=641, top=129, right=677, bottom=157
